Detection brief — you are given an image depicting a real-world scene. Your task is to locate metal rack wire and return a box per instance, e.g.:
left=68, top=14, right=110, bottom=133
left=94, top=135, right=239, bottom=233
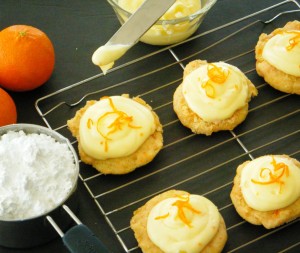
left=35, top=0, right=300, bottom=252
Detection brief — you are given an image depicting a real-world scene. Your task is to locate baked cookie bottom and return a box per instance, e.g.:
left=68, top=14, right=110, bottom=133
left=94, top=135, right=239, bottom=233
left=173, top=60, right=258, bottom=136
left=230, top=155, right=300, bottom=229
left=130, top=189, right=228, bottom=253
left=255, top=20, right=300, bottom=95
left=67, top=95, right=163, bottom=175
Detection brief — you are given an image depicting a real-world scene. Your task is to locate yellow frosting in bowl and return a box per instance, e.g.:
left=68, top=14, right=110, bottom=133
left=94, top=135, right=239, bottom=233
left=115, top=0, right=208, bottom=45
left=118, top=0, right=200, bottom=19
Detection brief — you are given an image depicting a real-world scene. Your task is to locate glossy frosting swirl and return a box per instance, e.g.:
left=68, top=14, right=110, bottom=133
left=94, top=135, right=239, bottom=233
left=79, top=96, right=155, bottom=160
left=182, top=62, right=249, bottom=122
left=147, top=194, right=220, bottom=252
left=240, top=156, right=300, bottom=211
left=262, top=30, right=300, bottom=77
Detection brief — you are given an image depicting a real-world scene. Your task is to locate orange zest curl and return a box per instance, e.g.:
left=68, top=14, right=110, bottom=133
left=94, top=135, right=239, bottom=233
left=274, top=30, right=300, bottom=51
left=87, top=96, right=141, bottom=152
left=286, top=32, right=300, bottom=51
left=201, top=63, right=229, bottom=98
left=207, top=63, right=229, bottom=84
left=172, top=195, right=201, bottom=227
left=201, top=81, right=215, bottom=98
left=155, top=213, right=170, bottom=220
left=251, top=156, right=290, bottom=192
left=154, top=195, right=201, bottom=227
left=87, top=118, right=94, bottom=129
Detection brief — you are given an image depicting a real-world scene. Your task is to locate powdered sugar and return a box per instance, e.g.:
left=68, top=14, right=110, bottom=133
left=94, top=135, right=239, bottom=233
left=0, top=130, right=77, bottom=220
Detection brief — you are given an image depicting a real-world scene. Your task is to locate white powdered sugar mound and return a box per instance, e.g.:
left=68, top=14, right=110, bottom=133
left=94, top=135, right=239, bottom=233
left=0, top=130, right=77, bottom=220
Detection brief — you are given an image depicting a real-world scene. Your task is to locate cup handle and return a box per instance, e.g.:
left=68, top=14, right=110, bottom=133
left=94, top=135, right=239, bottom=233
left=63, top=224, right=110, bottom=253
left=47, top=205, right=111, bottom=253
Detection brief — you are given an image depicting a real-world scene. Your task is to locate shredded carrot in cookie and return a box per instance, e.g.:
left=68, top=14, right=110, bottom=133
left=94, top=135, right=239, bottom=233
left=251, top=156, right=289, bottom=192
left=273, top=209, right=280, bottom=217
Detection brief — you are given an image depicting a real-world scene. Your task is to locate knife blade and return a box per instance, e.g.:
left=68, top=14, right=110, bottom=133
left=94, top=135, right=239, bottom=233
left=92, top=0, right=176, bottom=73
left=108, top=0, right=176, bottom=45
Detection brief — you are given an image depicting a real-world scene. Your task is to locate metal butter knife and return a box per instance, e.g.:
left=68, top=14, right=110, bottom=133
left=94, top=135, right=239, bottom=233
left=108, top=0, right=176, bottom=45
left=92, top=0, right=176, bottom=72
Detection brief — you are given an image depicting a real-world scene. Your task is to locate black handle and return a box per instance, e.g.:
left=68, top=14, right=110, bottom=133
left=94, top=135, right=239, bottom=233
left=63, top=224, right=111, bottom=253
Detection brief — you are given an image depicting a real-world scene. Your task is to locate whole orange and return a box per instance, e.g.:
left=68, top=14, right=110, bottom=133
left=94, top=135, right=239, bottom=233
left=0, top=25, right=55, bottom=91
left=0, top=88, right=17, bottom=126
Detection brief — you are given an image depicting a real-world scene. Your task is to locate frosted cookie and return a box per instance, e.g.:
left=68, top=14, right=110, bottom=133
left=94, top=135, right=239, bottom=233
left=230, top=155, right=300, bottom=229
left=173, top=60, right=258, bottom=135
left=130, top=189, right=227, bottom=253
left=255, top=20, right=300, bottom=94
left=67, top=94, right=163, bottom=175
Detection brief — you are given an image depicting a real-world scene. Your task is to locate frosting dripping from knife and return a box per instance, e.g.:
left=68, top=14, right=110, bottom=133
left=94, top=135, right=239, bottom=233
left=92, top=44, right=131, bottom=74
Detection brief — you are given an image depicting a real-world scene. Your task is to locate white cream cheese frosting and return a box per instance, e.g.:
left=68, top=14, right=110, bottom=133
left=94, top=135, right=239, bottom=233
left=262, top=30, right=300, bottom=77
left=240, top=155, right=300, bottom=211
left=147, top=194, right=220, bottom=253
left=92, top=44, right=131, bottom=74
left=79, top=96, right=156, bottom=160
left=182, top=62, right=249, bottom=122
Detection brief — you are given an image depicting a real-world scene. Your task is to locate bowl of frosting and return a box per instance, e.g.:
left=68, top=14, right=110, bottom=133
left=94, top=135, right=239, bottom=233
left=107, top=0, right=217, bottom=45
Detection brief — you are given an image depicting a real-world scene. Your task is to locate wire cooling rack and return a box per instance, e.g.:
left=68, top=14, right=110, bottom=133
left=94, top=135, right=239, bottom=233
left=35, top=0, right=300, bottom=252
